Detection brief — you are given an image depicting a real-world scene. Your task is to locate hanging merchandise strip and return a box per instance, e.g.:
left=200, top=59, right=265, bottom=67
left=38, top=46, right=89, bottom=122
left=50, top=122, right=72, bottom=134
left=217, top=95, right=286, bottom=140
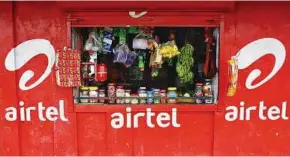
left=55, top=47, right=81, bottom=87
left=203, top=27, right=217, bottom=79
left=212, top=28, right=219, bottom=103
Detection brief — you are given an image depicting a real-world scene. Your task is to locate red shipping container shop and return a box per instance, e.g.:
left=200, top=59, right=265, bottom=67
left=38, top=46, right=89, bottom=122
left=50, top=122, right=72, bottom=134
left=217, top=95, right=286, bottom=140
left=1, top=1, right=290, bottom=156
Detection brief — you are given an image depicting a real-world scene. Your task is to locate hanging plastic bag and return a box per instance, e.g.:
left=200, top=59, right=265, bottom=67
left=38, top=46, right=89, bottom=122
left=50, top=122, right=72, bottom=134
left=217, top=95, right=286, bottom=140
left=227, top=57, right=238, bottom=96
left=133, top=31, right=148, bottom=50
left=91, top=33, right=102, bottom=52
left=124, top=51, right=137, bottom=67
left=113, top=44, right=128, bottom=64
left=84, top=31, right=101, bottom=52
left=133, top=39, right=148, bottom=50
left=113, top=43, right=137, bottom=67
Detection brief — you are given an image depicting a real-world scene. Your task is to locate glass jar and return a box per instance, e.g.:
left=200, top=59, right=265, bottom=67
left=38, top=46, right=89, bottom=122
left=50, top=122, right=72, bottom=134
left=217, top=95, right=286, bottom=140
left=160, top=89, right=167, bottom=104
left=195, top=83, right=204, bottom=104
left=116, top=85, right=125, bottom=104
left=131, top=94, right=139, bottom=104
left=203, top=79, right=213, bottom=104
left=89, top=86, right=98, bottom=103
left=153, top=89, right=161, bottom=104
left=108, top=83, right=116, bottom=104
left=138, top=87, right=147, bottom=104
left=98, top=89, right=106, bottom=104
left=80, top=86, right=89, bottom=103
left=167, top=87, right=177, bottom=104
left=125, top=89, right=131, bottom=104
left=147, top=90, right=153, bottom=104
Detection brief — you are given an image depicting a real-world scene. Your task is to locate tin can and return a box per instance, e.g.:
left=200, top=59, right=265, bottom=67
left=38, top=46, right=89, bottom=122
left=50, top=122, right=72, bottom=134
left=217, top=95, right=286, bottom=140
left=108, top=83, right=116, bottom=104
left=195, top=83, right=204, bottom=104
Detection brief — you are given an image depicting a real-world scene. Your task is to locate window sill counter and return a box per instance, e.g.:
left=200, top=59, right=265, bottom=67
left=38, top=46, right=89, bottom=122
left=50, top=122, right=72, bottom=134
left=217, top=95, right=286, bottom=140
left=74, top=104, right=218, bottom=112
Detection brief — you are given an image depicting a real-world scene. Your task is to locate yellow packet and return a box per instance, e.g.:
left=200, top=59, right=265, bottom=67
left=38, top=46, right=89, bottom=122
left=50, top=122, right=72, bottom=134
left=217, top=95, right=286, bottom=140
left=227, top=58, right=238, bottom=96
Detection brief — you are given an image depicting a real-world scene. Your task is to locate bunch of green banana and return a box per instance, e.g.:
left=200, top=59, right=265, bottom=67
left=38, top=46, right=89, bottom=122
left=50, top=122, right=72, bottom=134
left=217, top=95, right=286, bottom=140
left=176, top=44, right=194, bottom=84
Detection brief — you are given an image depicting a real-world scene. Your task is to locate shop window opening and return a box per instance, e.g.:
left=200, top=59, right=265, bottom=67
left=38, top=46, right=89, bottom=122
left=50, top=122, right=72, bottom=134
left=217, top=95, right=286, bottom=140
left=72, top=26, right=220, bottom=105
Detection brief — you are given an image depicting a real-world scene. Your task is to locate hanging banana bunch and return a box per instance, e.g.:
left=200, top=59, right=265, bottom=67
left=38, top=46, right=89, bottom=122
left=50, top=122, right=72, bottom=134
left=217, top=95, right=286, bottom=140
left=176, top=44, right=194, bottom=84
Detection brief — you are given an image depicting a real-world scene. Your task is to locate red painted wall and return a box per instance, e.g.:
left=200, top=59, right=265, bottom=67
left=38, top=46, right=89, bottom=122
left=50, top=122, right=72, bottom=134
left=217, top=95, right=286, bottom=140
left=0, top=1, right=290, bottom=156
left=0, top=2, right=20, bottom=155
left=214, top=2, right=290, bottom=155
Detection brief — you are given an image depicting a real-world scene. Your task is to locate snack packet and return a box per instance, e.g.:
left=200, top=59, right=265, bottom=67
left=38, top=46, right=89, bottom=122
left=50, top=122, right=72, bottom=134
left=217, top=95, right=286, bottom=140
left=227, top=57, right=238, bottom=96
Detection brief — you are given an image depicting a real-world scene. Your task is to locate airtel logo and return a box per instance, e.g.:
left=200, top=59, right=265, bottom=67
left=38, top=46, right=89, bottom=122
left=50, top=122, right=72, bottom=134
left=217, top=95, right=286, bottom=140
left=235, top=38, right=286, bottom=89
left=4, top=39, right=55, bottom=91
left=4, top=38, right=286, bottom=91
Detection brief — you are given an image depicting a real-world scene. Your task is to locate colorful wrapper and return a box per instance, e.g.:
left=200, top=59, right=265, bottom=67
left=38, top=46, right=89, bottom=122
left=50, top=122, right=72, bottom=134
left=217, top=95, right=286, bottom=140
left=227, top=58, right=238, bottom=96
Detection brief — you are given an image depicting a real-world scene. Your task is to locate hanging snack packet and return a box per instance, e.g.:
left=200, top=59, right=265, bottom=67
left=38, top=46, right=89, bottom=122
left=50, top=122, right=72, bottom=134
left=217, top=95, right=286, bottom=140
left=149, top=40, right=162, bottom=67
left=103, top=27, right=113, bottom=53
left=227, top=58, right=238, bottom=96
left=119, top=28, right=127, bottom=44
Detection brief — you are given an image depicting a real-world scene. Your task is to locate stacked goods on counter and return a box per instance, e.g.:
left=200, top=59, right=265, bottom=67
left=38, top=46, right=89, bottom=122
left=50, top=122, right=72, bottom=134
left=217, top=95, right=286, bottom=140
left=75, top=26, right=218, bottom=105
left=78, top=84, right=215, bottom=104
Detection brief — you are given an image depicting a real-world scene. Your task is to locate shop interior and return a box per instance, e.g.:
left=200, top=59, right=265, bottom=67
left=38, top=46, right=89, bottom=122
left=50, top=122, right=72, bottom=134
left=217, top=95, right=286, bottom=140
left=72, top=26, right=219, bottom=105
